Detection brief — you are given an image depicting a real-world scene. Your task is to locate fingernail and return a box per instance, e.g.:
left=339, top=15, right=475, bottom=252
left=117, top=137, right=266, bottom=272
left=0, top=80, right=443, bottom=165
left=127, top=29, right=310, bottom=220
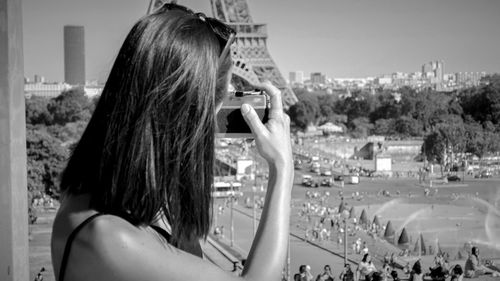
left=241, top=104, right=251, bottom=114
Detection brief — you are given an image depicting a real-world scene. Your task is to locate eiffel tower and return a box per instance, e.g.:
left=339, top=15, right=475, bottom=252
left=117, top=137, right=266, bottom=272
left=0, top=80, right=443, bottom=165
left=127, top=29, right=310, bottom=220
left=148, top=0, right=298, bottom=108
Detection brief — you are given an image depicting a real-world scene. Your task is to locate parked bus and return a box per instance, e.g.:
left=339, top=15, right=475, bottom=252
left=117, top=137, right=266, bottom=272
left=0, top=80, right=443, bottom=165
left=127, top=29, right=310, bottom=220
left=212, top=181, right=243, bottom=198
left=344, top=175, right=359, bottom=184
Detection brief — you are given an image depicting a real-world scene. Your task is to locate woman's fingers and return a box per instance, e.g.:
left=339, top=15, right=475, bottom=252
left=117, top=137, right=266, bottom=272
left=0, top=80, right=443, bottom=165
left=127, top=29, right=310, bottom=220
left=253, top=81, right=283, bottom=119
left=241, top=103, right=268, bottom=138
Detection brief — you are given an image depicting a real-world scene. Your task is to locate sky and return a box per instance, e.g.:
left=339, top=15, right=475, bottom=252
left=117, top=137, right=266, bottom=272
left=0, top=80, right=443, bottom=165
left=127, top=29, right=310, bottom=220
left=22, top=0, right=500, bottom=83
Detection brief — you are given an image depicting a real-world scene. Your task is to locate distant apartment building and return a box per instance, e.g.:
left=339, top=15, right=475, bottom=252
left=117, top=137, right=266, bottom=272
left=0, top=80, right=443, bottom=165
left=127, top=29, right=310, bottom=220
left=25, top=82, right=103, bottom=98
left=409, top=72, right=422, bottom=79
left=455, top=72, right=486, bottom=86
left=422, top=63, right=433, bottom=77
left=310, top=72, right=326, bottom=85
left=25, top=83, right=72, bottom=98
left=289, top=71, right=304, bottom=85
left=374, top=77, right=392, bottom=86
left=84, top=85, right=104, bottom=97
left=435, top=60, right=444, bottom=81
left=64, top=25, right=86, bottom=85
left=392, top=72, right=407, bottom=79
left=421, top=60, right=444, bottom=81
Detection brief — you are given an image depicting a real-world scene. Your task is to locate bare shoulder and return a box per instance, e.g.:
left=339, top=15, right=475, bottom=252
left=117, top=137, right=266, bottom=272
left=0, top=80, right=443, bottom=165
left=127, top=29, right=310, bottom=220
left=63, top=214, right=240, bottom=281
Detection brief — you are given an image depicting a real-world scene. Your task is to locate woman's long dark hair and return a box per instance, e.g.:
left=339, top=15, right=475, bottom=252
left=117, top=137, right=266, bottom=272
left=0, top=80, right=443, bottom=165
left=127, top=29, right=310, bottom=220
left=60, top=8, right=232, bottom=245
left=362, top=253, right=371, bottom=263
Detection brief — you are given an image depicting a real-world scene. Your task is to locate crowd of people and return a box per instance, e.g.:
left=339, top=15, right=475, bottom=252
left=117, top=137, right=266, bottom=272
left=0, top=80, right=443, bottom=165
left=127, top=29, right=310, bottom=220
left=296, top=191, right=404, bottom=261
left=293, top=264, right=348, bottom=281
left=292, top=246, right=500, bottom=281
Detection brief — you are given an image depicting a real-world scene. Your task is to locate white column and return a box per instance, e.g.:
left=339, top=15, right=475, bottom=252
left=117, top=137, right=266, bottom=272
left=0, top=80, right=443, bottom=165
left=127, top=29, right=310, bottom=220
left=0, top=0, right=30, bottom=280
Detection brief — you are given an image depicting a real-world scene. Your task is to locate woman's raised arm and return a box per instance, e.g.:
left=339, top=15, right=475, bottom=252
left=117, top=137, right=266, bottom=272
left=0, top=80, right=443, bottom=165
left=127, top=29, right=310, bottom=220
left=239, top=81, right=294, bottom=280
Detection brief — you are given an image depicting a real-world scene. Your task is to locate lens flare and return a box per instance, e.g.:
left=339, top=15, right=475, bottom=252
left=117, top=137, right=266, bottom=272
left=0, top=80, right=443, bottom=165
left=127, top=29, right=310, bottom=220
left=373, top=198, right=405, bottom=217
left=398, top=207, right=431, bottom=233
left=465, top=190, right=500, bottom=252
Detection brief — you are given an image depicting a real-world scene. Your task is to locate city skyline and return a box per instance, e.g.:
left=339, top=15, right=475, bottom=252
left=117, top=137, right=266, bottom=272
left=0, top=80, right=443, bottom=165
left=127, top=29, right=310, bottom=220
left=23, top=0, right=500, bottom=83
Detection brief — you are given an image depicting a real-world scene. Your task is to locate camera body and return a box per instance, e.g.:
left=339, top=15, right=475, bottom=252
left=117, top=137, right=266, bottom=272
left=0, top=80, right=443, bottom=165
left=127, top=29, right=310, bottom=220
left=216, top=90, right=269, bottom=138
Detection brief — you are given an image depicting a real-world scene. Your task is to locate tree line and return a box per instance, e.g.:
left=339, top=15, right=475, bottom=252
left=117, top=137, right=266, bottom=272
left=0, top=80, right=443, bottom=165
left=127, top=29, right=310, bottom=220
left=26, top=87, right=97, bottom=220
left=25, top=74, right=500, bottom=215
left=288, top=74, right=500, bottom=167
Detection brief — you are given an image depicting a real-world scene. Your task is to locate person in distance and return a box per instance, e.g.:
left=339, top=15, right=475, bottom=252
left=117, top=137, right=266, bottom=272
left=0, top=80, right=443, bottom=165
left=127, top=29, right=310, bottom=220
left=50, top=2, right=293, bottom=281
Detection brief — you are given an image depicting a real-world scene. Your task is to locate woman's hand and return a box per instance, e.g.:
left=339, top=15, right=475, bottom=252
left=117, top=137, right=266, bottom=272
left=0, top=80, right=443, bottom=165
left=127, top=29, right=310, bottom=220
left=240, top=81, right=292, bottom=168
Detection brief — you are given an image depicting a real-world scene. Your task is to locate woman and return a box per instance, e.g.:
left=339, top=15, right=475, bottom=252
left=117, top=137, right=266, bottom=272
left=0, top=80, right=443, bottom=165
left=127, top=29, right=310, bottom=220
left=381, top=262, right=391, bottom=281
left=50, top=3, right=293, bottom=281
left=357, top=253, right=377, bottom=281
left=409, top=260, right=423, bottom=281
left=429, top=255, right=449, bottom=281
left=450, top=264, right=464, bottom=281
left=316, top=265, right=335, bottom=281
left=464, top=247, right=500, bottom=278
left=340, top=264, right=354, bottom=281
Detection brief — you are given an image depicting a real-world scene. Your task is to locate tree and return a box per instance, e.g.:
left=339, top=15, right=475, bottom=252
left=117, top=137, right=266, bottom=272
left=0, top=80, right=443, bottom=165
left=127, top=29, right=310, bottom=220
left=25, top=96, right=53, bottom=125
left=349, top=117, right=373, bottom=139
left=422, top=130, right=447, bottom=174
left=370, top=90, right=402, bottom=122
left=481, top=73, right=500, bottom=88
left=394, top=116, right=422, bottom=137
left=335, top=90, right=378, bottom=123
left=401, top=88, right=450, bottom=132
left=459, top=84, right=500, bottom=125
left=373, top=118, right=395, bottom=135
left=464, top=120, right=488, bottom=158
left=288, top=99, right=319, bottom=130
left=422, top=118, right=466, bottom=174
left=47, top=121, right=88, bottom=145
left=26, top=125, right=68, bottom=197
left=48, top=87, right=92, bottom=125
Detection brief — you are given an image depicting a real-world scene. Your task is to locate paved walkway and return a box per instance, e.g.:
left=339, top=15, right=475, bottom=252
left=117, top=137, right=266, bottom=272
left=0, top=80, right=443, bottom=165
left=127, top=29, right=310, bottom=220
left=29, top=206, right=499, bottom=281
left=29, top=209, right=57, bottom=281
left=214, top=204, right=500, bottom=281
left=214, top=204, right=358, bottom=278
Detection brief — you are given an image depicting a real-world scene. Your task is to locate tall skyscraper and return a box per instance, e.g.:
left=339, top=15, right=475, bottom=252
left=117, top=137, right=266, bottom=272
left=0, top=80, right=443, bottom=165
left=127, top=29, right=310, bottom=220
left=64, top=25, right=85, bottom=85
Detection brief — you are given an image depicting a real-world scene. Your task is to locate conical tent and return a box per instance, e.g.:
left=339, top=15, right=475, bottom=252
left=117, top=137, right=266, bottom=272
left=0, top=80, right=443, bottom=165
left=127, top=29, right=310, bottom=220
left=414, top=239, right=420, bottom=253
left=373, top=215, right=381, bottom=227
left=412, top=260, right=422, bottom=273
left=437, top=240, right=443, bottom=255
left=349, top=206, right=356, bottom=219
left=359, top=209, right=369, bottom=225
left=384, top=221, right=395, bottom=241
left=419, top=233, right=427, bottom=255
left=398, top=228, right=410, bottom=247
left=339, top=201, right=346, bottom=213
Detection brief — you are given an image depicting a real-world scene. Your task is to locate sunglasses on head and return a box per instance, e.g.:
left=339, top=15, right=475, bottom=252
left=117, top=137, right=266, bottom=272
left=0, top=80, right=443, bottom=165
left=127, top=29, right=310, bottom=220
left=154, top=2, right=236, bottom=60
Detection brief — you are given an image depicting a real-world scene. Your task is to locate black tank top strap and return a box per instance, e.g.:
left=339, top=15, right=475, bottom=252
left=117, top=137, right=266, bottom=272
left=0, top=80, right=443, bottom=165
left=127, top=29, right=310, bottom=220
left=150, top=224, right=172, bottom=241
left=58, top=213, right=104, bottom=281
left=59, top=213, right=203, bottom=281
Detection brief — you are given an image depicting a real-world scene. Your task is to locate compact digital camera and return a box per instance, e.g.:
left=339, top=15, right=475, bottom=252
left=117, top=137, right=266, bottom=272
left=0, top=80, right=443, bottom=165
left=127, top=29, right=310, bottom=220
left=216, top=90, right=269, bottom=138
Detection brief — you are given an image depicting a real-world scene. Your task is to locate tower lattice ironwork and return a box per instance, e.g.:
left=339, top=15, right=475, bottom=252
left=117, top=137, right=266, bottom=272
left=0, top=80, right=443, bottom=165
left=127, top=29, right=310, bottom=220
left=148, top=0, right=298, bottom=108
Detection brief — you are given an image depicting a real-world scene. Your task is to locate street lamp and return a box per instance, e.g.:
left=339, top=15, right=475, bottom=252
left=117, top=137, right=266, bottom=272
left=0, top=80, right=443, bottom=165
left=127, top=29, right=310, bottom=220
left=252, top=185, right=257, bottom=237
left=252, top=161, right=258, bottom=237
left=342, top=209, right=351, bottom=266
left=230, top=182, right=234, bottom=247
